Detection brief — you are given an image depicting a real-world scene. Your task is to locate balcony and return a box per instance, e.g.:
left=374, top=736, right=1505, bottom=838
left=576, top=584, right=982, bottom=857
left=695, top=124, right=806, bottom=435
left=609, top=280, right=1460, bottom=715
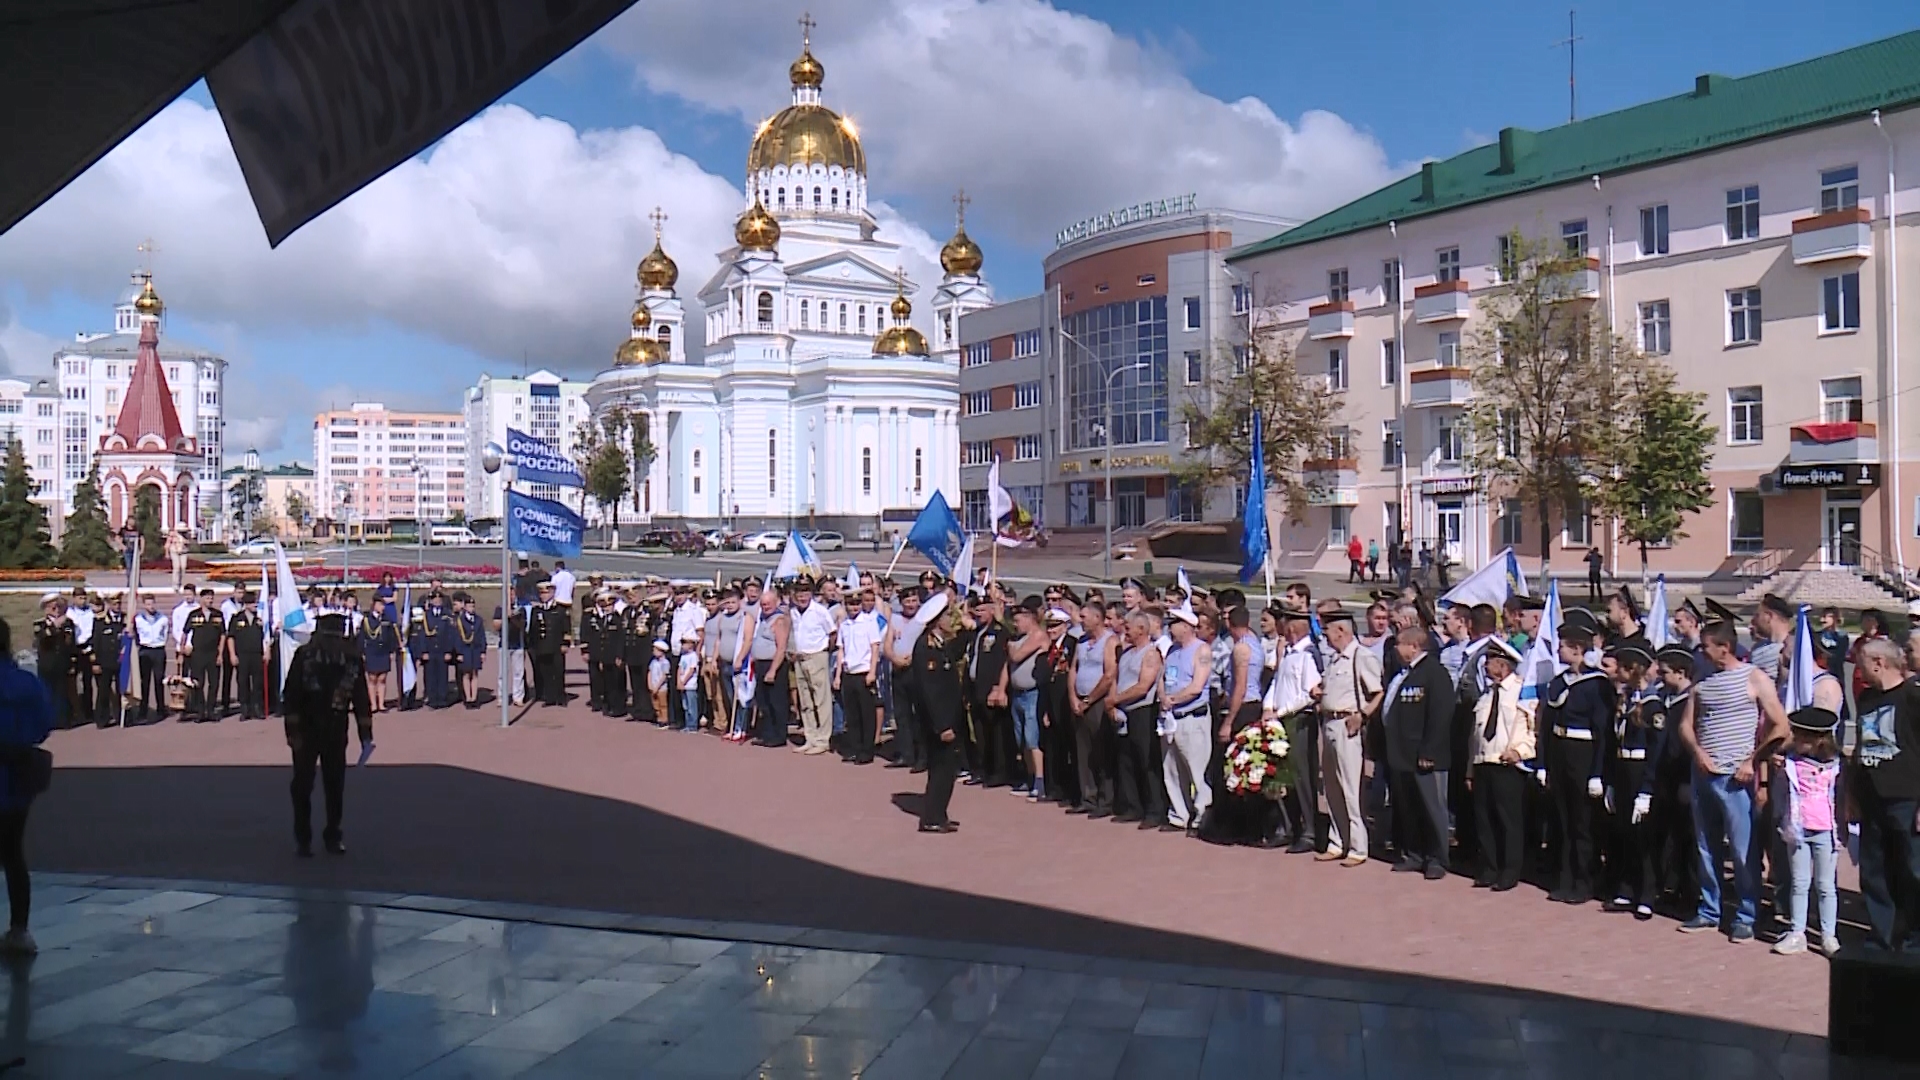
left=1547, top=256, right=1602, bottom=301
left=1413, top=279, right=1471, bottom=323
left=1306, top=300, right=1355, bottom=340
left=1787, top=421, right=1878, bottom=465
left=1408, top=366, right=1473, bottom=408
left=1302, top=458, right=1359, bottom=506
left=1792, top=207, right=1873, bottom=265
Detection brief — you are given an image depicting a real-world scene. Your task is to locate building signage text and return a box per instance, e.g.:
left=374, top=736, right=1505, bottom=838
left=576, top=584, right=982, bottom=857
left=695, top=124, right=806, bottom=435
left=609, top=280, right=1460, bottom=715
left=1420, top=477, right=1478, bottom=496
left=1055, top=193, right=1199, bottom=248
left=1777, top=463, right=1880, bottom=488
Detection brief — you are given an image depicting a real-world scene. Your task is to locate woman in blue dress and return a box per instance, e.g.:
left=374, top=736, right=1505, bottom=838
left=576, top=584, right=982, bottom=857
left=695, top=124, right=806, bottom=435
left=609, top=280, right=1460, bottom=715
left=373, top=572, right=399, bottom=627
left=360, top=607, right=400, bottom=713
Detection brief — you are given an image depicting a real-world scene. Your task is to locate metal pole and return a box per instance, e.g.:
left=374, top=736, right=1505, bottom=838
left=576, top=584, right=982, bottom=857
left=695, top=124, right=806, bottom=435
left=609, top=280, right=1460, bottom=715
left=1103, top=389, right=1113, bottom=583
left=500, top=464, right=513, bottom=728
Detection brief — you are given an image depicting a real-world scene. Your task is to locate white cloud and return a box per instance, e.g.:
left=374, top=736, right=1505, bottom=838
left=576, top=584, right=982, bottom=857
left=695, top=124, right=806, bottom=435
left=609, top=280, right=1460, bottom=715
left=0, top=298, right=59, bottom=377
left=596, top=0, right=1401, bottom=239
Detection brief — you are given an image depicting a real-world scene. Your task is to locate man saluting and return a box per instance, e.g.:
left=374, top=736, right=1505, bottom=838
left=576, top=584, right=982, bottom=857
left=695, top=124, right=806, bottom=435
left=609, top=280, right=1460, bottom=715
left=283, top=613, right=373, bottom=858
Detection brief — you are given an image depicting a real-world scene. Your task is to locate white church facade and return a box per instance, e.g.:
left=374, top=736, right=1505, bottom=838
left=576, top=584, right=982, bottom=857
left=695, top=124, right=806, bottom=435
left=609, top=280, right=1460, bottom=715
left=588, top=22, right=992, bottom=534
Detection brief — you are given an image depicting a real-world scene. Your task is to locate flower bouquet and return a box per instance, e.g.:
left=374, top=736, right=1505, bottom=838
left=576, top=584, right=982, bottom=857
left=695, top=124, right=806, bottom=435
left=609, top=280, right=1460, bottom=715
left=1222, top=719, right=1291, bottom=800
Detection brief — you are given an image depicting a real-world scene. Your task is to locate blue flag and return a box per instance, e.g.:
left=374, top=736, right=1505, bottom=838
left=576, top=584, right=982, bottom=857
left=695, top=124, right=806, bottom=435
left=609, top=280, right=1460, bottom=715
left=507, top=489, right=584, bottom=558
left=1239, top=410, right=1269, bottom=584
left=907, top=491, right=966, bottom=577
left=506, top=428, right=584, bottom=488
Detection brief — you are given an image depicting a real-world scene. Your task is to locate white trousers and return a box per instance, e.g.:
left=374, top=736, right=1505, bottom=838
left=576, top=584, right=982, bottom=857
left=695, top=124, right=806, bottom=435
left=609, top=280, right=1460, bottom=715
left=1320, top=713, right=1368, bottom=858
left=792, top=650, right=832, bottom=749
left=1161, top=710, right=1214, bottom=827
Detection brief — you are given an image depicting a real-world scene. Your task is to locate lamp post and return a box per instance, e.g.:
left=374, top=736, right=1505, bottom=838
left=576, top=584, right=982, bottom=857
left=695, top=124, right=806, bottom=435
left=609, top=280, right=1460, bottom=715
left=482, top=441, right=511, bottom=729
left=1100, top=360, right=1154, bottom=583
left=242, top=448, right=260, bottom=541
left=334, top=481, right=351, bottom=586
left=401, top=458, right=424, bottom=570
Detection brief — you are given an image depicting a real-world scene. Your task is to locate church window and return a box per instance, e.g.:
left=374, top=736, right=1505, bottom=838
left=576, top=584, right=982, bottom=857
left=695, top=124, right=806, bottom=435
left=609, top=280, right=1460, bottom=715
left=838, top=304, right=848, bottom=333
left=768, top=430, right=778, bottom=495
left=813, top=187, right=822, bottom=208
left=777, top=187, right=786, bottom=209
left=658, top=325, right=671, bottom=352
left=799, top=302, right=809, bottom=329
left=818, top=301, right=828, bottom=327
left=913, top=449, right=924, bottom=495
left=757, top=291, right=774, bottom=328
left=941, top=312, right=952, bottom=343
left=862, top=448, right=872, bottom=495
left=858, top=306, right=867, bottom=333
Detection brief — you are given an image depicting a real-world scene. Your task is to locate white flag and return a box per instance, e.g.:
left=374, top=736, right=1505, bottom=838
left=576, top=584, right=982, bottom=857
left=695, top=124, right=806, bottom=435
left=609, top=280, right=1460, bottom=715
left=954, top=532, right=976, bottom=593
left=1519, top=580, right=1565, bottom=702
left=1440, top=546, right=1518, bottom=610
left=774, top=531, right=822, bottom=580
left=844, top=561, right=860, bottom=591
left=1177, top=565, right=1192, bottom=597
left=1646, top=575, right=1671, bottom=649
left=271, top=541, right=311, bottom=683
left=1783, top=605, right=1817, bottom=712
left=988, top=457, right=1014, bottom=527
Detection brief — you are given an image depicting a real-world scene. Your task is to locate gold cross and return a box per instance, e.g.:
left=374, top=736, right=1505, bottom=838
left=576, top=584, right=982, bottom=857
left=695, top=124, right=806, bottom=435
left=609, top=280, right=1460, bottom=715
left=798, top=11, right=815, bottom=46
left=649, top=206, right=668, bottom=240
left=136, top=236, right=160, bottom=274
left=953, top=189, right=969, bottom=227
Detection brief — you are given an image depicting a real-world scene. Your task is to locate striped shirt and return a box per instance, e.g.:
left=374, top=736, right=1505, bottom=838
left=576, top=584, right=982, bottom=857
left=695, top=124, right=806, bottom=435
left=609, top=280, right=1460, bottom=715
left=1694, top=663, right=1760, bottom=775
left=1748, top=640, right=1783, bottom=686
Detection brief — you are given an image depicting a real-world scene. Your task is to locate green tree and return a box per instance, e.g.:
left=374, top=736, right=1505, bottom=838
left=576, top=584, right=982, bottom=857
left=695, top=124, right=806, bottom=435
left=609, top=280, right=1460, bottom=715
left=0, top=440, right=54, bottom=569
left=576, top=414, right=632, bottom=533
left=1592, top=359, right=1717, bottom=582
left=1174, top=320, right=1342, bottom=520
left=1464, top=230, right=1624, bottom=566
left=132, top=485, right=164, bottom=559
left=228, top=472, right=264, bottom=535
left=447, top=509, right=465, bottom=526
left=284, top=490, right=310, bottom=533
left=59, top=456, right=116, bottom=567
left=627, top=410, right=655, bottom=514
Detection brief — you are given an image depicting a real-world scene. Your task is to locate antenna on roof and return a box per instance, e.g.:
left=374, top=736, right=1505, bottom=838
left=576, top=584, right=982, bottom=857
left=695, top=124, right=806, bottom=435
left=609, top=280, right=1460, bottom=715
left=1553, top=9, right=1582, bottom=123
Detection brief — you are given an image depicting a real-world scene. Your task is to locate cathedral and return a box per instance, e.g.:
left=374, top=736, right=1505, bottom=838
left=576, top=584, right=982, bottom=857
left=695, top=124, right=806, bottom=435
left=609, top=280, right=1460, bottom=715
left=587, top=20, right=993, bottom=532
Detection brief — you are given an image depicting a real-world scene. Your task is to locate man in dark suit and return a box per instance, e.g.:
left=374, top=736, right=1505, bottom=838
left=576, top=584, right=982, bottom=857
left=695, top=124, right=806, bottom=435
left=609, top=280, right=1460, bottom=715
left=963, top=592, right=1013, bottom=786
left=1383, top=629, right=1456, bottom=880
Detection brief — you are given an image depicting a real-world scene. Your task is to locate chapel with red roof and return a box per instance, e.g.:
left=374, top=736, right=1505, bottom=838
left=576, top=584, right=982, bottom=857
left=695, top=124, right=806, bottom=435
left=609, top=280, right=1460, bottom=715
left=98, top=276, right=199, bottom=532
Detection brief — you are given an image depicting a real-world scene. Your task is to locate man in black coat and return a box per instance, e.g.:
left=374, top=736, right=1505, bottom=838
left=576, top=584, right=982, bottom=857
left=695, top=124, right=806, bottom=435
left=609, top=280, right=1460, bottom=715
left=283, top=614, right=373, bottom=857
left=526, top=582, right=571, bottom=706
left=1382, top=629, right=1456, bottom=880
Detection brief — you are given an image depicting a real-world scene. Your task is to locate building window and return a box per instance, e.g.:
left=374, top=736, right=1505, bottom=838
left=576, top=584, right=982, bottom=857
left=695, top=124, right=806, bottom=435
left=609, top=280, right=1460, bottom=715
left=1325, top=347, right=1347, bottom=391
left=1638, top=300, right=1671, bottom=355
left=777, top=187, right=786, bottom=209
left=913, top=449, right=924, bottom=495
left=1495, top=235, right=1516, bottom=282
left=1327, top=268, right=1349, bottom=304
left=1232, top=283, right=1250, bottom=314
left=962, top=489, right=991, bottom=532
left=768, top=430, right=778, bottom=495
left=1820, top=165, right=1860, bottom=213
left=1381, top=259, right=1401, bottom=303
left=1822, top=272, right=1861, bottom=333
left=1728, top=287, right=1762, bottom=344
left=964, top=343, right=990, bottom=367
left=862, top=447, right=872, bottom=494
left=1727, top=386, right=1763, bottom=444
left=1730, top=490, right=1765, bottom=554
left=818, top=301, right=828, bottom=327
left=1381, top=340, right=1398, bottom=385
left=1169, top=482, right=1203, bottom=523
left=1437, top=331, right=1460, bottom=367
left=691, top=450, right=702, bottom=495
left=1184, top=350, right=1203, bottom=383
left=1182, top=297, right=1201, bottom=331
left=1561, top=219, right=1588, bottom=257
left=1437, top=416, right=1464, bottom=462
left=1725, top=185, right=1761, bottom=241
left=1821, top=377, right=1864, bottom=423
left=1564, top=498, right=1592, bottom=547
left=1639, top=204, right=1669, bottom=256
left=1015, top=434, right=1041, bottom=461
left=964, top=390, right=991, bottom=416
left=1013, top=381, right=1040, bottom=409
left=838, top=304, right=848, bottom=333
left=813, top=186, right=822, bottom=208
left=757, top=291, right=774, bottom=328
left=1232, top=345, right=1248, bottom=374
left=1381, top=421, right=1402, bottom=467
left=1136, top=274, right=1156, bottom=287
left=1436, top=248, right=1460, bottom=283
left=1498, top=498, right=1524, bottom=546
left=1497, top=408, right=1522, bottom=458
left=961, top=441, right=992, bottom=466
left=1013, top=329, right=1041, bottom=357
left=1329, top=506, right=1352, bottom=547
left=1063, top=296, right=1170, bottom=451
left=858, top=306, right=867, bottom=333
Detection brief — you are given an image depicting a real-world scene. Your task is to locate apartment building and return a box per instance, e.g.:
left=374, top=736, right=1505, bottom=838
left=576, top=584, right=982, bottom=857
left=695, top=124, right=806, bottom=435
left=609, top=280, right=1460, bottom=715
left=957, top=203, right=1292, bottom=534
left=461, top=369, right=593, bottom=523
left=1229, top=30, right=1920, bottom=580
left=313, top=404, right=467, bottom=534
left=221, top=461, right=316, bottom=539
left=0, top=376, right=65, bottom=527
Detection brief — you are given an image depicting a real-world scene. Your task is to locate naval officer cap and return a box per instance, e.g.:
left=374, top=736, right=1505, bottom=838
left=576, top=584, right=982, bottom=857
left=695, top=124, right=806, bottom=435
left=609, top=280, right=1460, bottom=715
left=1789, top=706, right=1841, bottom=734
left=1605, top=642, right=1654, bottom=669
left=1483, top=636, right=1524, bottom=665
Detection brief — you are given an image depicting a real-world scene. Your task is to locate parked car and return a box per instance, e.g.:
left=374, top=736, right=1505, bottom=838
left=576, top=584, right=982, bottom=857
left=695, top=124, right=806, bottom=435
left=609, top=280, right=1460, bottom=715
left=429, top=525, right=480, bottom=546
left=742, top=531, right=786, bottom=553
left=228, top=536, right=276, bottom=556
left=803, top=530, right=845, bottom=551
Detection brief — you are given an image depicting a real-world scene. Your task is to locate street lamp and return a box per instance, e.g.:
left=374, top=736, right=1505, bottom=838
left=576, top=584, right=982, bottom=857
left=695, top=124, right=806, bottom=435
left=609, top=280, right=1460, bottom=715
left=242, top=447, right=260, bottom=541
left=481, top=441, right=511, bottom=729
left=1100, top=360, right=1154, bottom=582
left=334, top=481, right=352, bottom=585
left=400, top=457, right=424, bottom=570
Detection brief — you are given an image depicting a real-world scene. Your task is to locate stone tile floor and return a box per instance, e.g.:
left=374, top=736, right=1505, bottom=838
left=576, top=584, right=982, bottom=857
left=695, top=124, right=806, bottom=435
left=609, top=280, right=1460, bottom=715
left=0, top=873, right=1892, bottom=1079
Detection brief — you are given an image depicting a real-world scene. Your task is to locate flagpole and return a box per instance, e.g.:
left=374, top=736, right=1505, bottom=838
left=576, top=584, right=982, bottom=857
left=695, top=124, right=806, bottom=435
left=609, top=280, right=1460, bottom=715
left=884, top=538, right=905, bottom=578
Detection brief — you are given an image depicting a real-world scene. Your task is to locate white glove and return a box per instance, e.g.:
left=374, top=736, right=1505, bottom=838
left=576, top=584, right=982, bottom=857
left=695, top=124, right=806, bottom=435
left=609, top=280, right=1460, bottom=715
left=1603, top=786, right=1614, bottom=814
left=1537, top=769, right=1549, bottom=788
left=1587, top=776, right=1603, bottom=799
left=1632, top=793, right=1651, bottom=825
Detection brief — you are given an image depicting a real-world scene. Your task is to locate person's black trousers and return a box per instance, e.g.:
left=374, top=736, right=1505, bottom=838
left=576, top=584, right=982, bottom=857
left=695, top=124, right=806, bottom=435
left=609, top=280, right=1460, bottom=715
left=1855, top=786, right=1920, bottom=950
left=1648, top=755, right=1697, bottom=904
left=1044, top=682, right=1079, bottom=804
left=840, top=677, right=877, bottom=761
left=138, top=646, right=166, bottom=719
left=1070, top=700, right=1114, bottom=813
left=187, top=654, right=220, bottom=720
left=970, top=700, right=1012, bottom=782
left=530, top=648, right=548, bottom=703
left=1390, top=766, right=1450, bottom=870
left=234, top=656, right=264, bottom=719
left=1449, top=712, right=1474, bottom=858
left=890, top=672, right=921, bottom=766
left=1113, top=704, right=1166, bottom=822
left=753, top=659, right=791, bottom=746
left=593, top=660, right=625, bottom=714
left=535, top=652, right=566, bottom=704
left=1472, top=762, right=1526, bottom=885
left=1548, top=740, right=1598, bottom=897
left=0, top=808, right=29, bottom=929
left=220, top=657, right=234, bottom=715
left=290, top=737, right=347, bottom=849
left=92, top=663, right=117, bottom=727
left=1586, top=573, right=1602, bottom=604
left=585, top=654, right=604, bottom=710
left=920, top=724, right=960, bottom=826
left=1603, top=758, right=1654, bottom=905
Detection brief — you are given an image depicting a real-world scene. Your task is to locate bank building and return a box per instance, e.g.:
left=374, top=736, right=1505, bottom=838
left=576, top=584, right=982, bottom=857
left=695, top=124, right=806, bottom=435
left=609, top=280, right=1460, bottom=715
left=588, top=20, right=991, bottom=535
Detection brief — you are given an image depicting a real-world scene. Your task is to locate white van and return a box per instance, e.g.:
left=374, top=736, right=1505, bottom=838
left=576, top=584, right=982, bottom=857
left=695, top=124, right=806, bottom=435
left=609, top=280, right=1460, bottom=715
left=428, top=525, right=480, bottom=546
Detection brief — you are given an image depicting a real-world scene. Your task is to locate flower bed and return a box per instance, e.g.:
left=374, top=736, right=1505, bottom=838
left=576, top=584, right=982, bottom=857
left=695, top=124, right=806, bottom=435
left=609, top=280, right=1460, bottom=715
left=204, top=562, right=500, bottom=585
left=1222, top=718, right=1291, bottom=800
left=0, top=570, right=87, bottom=583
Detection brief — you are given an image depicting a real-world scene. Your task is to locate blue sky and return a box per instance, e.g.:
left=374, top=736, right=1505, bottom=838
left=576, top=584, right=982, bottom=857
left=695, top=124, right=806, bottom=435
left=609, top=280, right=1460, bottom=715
left=1, top=0, right=1914, bottom=464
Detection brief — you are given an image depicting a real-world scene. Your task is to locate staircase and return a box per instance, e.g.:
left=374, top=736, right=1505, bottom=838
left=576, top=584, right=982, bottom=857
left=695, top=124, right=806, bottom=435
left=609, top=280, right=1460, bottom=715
left=1734, top=568, right=1906, bottom=609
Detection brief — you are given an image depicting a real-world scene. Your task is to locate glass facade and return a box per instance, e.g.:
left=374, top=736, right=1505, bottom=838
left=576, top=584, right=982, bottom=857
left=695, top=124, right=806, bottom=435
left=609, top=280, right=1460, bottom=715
left=1063, top=297, right=1169, bottom=451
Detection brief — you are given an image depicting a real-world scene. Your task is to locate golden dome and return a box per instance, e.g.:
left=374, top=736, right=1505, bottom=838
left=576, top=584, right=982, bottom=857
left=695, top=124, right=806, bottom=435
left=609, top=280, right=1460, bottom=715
left=790, top=47, right=824, bottom=90
left=133, top=279, right=163, bottom=316
left=636, top=242, right=678, bottom=292
left=735, top=197, right=781, bottom=250
left=890, top=292, right=912, bottom=320
left=615, top=335, right=666, bottom=367
left=872, top=325, right=930, bottom=357
left=629, top=302, right=653, bottom=331
left=940, top=228, right=984, bottom=276
left=748, top=105, right=866, bottom=175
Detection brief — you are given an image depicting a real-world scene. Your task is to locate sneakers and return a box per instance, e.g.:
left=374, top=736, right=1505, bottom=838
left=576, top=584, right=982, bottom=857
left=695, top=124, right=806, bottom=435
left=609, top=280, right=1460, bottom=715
left=1771, top=932, right=1808, bottom=955
left=0, top=928, right=36, bottom=956
left=1677, top=916, right=1719, bottom=934
left=1820, top=935, right=1842, bottom=959
left=1728, top=923, right=1755, bottom=943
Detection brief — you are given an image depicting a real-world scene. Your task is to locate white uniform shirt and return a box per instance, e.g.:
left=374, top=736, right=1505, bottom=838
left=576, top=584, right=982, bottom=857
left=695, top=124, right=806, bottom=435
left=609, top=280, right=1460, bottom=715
left=69, top=606, right=94, bottom=646
left=170, top=599, right=194, bottom=648
left=551, top=568, right=576, bottom=605
left=790, top=600, right=835, bottom=654
left=135, top=611, right=171, bottom=649
left=838, top=610, right=882, bottom=674
left=671, top=598, right=703, bottom=646
left=1262, top=635, right=1322, bottom=717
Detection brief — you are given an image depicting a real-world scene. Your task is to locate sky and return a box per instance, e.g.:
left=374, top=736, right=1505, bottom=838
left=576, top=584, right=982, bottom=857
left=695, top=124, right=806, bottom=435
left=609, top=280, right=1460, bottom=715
left=0, top=0, right=1913, bottom=464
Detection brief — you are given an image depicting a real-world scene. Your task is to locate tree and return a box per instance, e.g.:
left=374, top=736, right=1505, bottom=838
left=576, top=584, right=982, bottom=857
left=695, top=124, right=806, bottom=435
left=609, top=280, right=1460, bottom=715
left=228, top=472, right=264, bottom=535
left=132, top=485, right=164, bottom=559
left=447, top=509, right=465, bottom=526
left=1463, top=231, right=1624, bottom=567
left=0, top=440, right=54, bottom=569
left=627, top=410, right=656, bottom=514
left=285, top=490, right=311, bottom=533
left=1175, top=319, right=1343, bottom=520
left=1592, top=359, right=1717, bottom=582
left=59, top=456, right=116, bottom=567
left=576, top=414, right=632, bottom=533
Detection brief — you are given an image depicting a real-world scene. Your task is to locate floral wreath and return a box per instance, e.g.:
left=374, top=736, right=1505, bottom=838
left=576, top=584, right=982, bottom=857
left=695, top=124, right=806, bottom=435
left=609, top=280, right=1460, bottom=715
left=1222, top=718, right=1291, bottom=800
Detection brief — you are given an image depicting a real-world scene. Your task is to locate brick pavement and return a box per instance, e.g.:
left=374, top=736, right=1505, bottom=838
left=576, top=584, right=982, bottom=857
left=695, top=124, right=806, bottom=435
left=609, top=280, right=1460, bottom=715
left=33, top=658, right=1833, bottom=1041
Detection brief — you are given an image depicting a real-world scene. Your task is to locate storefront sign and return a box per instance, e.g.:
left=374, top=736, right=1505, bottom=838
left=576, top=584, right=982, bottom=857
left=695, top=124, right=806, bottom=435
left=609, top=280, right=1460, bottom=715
left=1776, top=463, right=1880, bottom=488
left=1055, top=193, right=1199, bottom=248
left=1420, top=477, right=1478, bottom=496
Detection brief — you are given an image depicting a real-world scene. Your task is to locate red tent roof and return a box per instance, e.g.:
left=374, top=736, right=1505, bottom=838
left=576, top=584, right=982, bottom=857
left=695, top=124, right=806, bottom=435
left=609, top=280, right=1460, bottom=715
left=108, top=317, right=191, bottom=453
